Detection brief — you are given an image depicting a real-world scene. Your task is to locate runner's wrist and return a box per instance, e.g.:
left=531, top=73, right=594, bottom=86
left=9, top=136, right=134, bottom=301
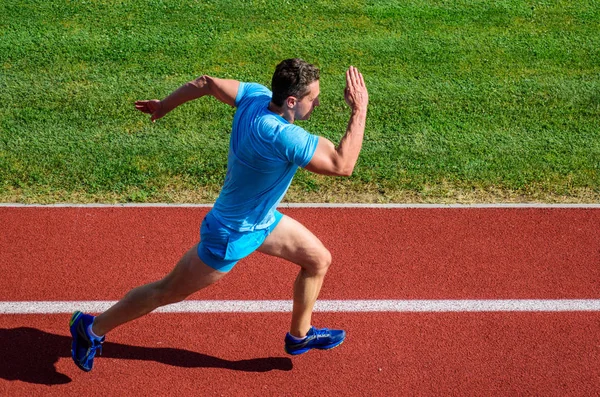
left=350, top=107, right=367, bottom=117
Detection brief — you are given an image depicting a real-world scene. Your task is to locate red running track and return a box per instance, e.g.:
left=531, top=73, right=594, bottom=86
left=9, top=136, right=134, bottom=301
left=1, top=206, right=599, bottom=396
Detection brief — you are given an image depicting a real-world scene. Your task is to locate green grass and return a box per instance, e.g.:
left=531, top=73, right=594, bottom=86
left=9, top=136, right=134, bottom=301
left=1, top=0, right=599, bottom=203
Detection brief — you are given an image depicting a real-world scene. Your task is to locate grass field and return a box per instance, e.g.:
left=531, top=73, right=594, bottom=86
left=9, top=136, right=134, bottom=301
left=1, top=0, right=599, bottom=203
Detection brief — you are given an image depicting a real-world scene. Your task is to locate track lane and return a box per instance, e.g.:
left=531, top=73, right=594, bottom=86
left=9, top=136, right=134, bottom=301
left=1, top=207, right=599, bottom=396
left=1, top=207, right=599, bottom=300
left=1, top=312, right=599, bottom=396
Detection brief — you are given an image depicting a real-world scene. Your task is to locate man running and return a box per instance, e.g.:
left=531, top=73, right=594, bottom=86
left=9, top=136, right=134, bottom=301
left=70, top=58, right=368, bottom=371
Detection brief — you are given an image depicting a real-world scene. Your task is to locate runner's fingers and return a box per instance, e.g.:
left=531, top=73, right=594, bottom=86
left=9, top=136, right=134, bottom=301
left=352, top=66, right=359, bottom=83
left=135, top=103, right=149, bottom=113
left=356, top=70, right=365, bottom=89
left=353, top=67, right=365, bottom=90
left=357, top=69, right=365, bottom=89
left=346, top=66, right=366, bottom=97
left=346, top=67, right=353, bottom=90
left=349, top=66, right=365, bottom=90
left=353, top=66, right=360, bottom=84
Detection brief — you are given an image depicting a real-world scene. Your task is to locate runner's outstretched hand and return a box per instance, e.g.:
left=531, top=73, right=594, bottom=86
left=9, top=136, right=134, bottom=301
left=135, top=99, right=166, bottom=122
left=344, top=66, right=368, bottom=112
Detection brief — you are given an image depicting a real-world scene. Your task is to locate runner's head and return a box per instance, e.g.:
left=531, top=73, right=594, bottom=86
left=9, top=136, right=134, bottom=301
left=271, top=58, right=320, bottom=120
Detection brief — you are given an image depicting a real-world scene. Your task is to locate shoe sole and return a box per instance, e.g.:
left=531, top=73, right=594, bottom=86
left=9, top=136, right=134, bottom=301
left=285, top=338, right=345, bottom=355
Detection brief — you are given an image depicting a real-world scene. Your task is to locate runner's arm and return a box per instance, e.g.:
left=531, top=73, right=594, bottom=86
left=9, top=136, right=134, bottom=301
left=304, top=66, right=368, bottom=176
left=135, top=76, right=240, bottom=122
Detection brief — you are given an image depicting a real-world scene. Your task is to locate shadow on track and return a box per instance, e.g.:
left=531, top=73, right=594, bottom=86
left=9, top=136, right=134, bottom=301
left=0, top=327, right=293, bottom=385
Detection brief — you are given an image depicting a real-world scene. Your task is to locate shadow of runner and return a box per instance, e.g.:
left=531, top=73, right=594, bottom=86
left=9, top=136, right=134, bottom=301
left=0, top=327, right=293, bottom=385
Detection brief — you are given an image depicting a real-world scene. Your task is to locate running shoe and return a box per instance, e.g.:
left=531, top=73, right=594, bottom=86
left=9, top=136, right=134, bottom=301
left=69, top=311, right=105, bottom=372
left=284, top=326, right=346, bottom=355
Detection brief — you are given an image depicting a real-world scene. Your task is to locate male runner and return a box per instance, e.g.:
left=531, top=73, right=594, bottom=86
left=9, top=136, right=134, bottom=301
left=70, top=58, right=368, bottom=371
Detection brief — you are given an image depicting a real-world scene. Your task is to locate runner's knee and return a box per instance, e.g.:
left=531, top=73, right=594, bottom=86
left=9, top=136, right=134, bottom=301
left=305, top=248, right=332, bottom=276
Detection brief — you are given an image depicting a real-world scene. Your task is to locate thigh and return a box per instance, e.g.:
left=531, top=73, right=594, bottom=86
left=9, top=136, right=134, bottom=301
left=160, top=244, right=228, bottom=296
left=257, top=214, right=330, bottom=269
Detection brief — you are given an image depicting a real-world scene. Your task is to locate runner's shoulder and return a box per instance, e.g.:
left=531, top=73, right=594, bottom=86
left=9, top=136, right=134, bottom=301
left=236, top=82, right=272, bottom=106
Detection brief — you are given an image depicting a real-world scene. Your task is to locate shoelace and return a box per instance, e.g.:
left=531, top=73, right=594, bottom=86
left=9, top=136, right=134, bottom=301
left=90, top=337, right=104, bottom=356
left=312, top=327, right=331, bottom=340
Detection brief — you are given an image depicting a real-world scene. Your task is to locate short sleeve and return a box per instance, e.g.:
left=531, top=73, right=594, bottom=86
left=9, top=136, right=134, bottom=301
left=235, top=82, right=272, bottom=107
left=273, top=125, right=319, bottom=167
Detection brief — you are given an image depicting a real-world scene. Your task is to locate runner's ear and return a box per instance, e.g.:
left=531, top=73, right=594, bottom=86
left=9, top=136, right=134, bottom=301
left=286, top=96, right=297, bottom=109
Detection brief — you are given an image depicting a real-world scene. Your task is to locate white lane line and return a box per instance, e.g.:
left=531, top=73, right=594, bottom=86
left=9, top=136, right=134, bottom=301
left=283, top=203, right=600, bottom=209
left=1, top=300, right=599, bottom=314
left=0, top=203, right=599, bottom=208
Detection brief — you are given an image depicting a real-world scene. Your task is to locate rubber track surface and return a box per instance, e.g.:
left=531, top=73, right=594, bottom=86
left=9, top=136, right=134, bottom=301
left=1, top=207, right=599, bottom=396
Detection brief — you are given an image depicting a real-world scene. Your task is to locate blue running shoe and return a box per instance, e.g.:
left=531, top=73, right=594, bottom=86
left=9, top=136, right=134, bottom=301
left=284, top=326, right=346, bottom=355
left=69, top=311, right=105, bottom=372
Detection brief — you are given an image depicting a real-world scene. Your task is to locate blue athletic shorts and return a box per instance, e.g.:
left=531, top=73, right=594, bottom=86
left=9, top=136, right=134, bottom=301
left=197, top=210, right=283, bottom=272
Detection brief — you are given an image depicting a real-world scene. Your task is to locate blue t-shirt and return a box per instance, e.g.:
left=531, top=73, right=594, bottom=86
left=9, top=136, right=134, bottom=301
left=211, top=82, right=319, bottom=232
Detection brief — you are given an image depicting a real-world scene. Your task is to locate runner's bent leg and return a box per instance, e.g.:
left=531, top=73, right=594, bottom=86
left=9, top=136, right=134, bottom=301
left=257, top=215, right=331, bottom=337
left=92, top=244, right=227, bottom=336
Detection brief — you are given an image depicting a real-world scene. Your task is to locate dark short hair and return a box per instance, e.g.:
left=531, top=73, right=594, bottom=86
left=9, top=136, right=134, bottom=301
left=271, top=58, right=320, bottom=107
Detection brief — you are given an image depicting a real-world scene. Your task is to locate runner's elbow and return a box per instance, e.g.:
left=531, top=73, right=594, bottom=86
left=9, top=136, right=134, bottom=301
left=337, top=166, right=354, bottom=177
left=331, top=157, right=355, bottom=177
left=189, top=75, right=213, bottom=96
